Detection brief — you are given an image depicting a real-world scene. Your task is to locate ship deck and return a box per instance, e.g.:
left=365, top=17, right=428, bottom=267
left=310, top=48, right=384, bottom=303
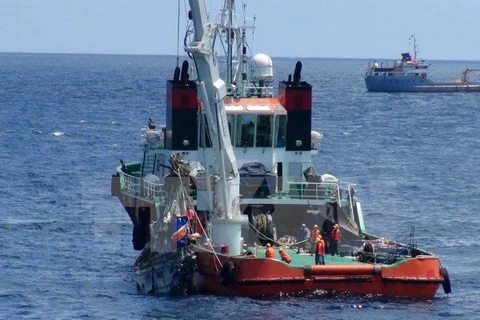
left=248, top=246, right=363, bottom=267
left=414, top=84, right=480, bottom=92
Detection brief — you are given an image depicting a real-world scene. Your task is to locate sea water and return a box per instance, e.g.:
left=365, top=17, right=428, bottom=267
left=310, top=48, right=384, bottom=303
left=1, top=53, right=479, bottom=319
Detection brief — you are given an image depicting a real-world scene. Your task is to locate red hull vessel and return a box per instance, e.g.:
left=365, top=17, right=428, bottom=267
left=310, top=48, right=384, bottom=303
left=192, top=248, right=445, bottom=299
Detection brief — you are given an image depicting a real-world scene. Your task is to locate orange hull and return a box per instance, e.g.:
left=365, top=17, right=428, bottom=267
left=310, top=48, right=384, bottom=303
left=192, top=248, right=444, bottom=299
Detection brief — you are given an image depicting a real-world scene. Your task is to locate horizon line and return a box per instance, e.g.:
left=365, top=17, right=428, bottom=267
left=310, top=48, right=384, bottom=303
left=0, top=51, right=479, bottom=63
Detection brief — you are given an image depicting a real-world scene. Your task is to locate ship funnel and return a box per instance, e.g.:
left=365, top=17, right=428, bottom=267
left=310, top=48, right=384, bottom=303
left=181, top=60, right=189, bottom=84
left=173, top=66, right=180, bottom=84
left=293, top=61, right=302, bottom=85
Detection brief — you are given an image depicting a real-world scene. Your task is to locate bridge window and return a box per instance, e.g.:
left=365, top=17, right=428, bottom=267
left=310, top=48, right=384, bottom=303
left=227, top=114, right=235, bottom=145
left=235, top=114, right=255, bottom=147
left=274, top=115, right=287, bottom=148
left=256, top=115, right=272, bottom=147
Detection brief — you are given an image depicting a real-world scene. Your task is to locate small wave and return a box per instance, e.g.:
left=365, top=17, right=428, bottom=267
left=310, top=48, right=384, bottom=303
left=0, top=219, right=131, bottom=228
left=51, top=131, right=65, bottom=137
left=80, top=120, right=86, bottom=123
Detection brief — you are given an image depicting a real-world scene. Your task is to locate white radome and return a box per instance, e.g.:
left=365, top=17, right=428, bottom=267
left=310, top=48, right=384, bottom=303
left=311, top=130, right=323, bottom=149
left=251, top=53, right=273, bottom=81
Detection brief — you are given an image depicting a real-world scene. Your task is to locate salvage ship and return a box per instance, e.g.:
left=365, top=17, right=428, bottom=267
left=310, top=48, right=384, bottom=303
left=111, top=1, right=451, bottom=298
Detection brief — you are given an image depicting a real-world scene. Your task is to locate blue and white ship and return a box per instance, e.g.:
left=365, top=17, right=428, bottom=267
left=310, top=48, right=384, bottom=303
left=365, top=35, right=480, bottom=92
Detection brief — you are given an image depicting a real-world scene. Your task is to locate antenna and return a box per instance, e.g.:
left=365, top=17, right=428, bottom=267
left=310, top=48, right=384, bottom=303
left=176, top=0, right=181, bottom=68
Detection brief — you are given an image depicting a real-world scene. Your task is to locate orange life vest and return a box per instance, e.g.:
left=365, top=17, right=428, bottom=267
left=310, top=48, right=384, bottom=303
left=280, top=251, right=291, bottom=263
left=315, top=240, right=325, bottom=255
left=331, top=228, right=340, bottom=241
left=187, top=209, right=195, bottom=221
left=311, top=229, right=320, bottom=241
left=265, top=246, right=275, bottom=258
left=172, top=224, right=187, bottom=242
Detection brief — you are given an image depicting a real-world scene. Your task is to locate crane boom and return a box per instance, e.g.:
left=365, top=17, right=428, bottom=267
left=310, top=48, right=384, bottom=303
left=185, top=0, right=239, bottom=221
left=461, top=68, right=480, bottom=83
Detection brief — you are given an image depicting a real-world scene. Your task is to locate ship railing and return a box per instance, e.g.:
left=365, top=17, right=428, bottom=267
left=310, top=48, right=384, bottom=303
left=143, top=140, right=165, bottom=150
left=119, top=171, right=166, bottom=201
left=286, top=181, right=349, bottom=202
left=142, top=178, right=165, bottom=201
left=119, top=171, right=141, bottom=195
left=244, top=86, right=274, bottom=97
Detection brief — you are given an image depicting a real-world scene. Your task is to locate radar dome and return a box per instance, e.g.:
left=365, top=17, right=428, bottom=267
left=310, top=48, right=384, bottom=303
left=251, top=53, right=273, bottom=81
left=311, top=130, right=323, bottom=149
left=321, top=174, right=338, bottom=182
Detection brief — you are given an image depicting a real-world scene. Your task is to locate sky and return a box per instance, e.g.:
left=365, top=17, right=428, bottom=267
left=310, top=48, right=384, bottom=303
left=1, top=0, right=480, bottom=61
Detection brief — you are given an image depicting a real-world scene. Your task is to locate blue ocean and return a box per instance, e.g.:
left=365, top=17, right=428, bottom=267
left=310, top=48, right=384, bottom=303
left=1, top=53, right=479, bottom=319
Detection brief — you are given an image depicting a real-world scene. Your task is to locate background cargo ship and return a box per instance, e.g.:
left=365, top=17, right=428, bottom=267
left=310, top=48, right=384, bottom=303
left=365, top=35, right=480, bottom=92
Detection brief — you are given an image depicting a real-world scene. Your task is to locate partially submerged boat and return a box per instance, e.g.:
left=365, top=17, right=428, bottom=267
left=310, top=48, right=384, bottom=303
left=111, top=1, right=451, bottom=298
left=365, top=34, right=480, bottom=92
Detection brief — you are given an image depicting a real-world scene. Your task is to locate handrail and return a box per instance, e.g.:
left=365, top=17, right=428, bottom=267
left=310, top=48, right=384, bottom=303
left=119, top=171, right=141, bottom=195
left=119, top=170, right=355, bottom=204
left=143, top=178, right=165, bottom=201
left=286, top=181, right=346, bottom=201
left=119, top=171, right=165, bottom=200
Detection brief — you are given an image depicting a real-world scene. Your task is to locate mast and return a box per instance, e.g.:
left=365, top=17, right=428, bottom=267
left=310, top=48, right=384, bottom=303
left=239, top=3, right=249, bottom=97
left=218, top=0, right=254, bottom=98
left=226, top=0, right=234, bottom=85
left=410, top=34, right=418, bottom=60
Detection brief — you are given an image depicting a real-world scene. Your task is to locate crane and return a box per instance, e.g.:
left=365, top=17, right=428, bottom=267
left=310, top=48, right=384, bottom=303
left=185, top=0, right=243, bottom=255
left=460, top=68, right=480, bottom=83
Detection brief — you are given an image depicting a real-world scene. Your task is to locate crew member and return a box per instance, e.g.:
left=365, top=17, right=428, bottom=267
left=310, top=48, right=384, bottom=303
left=310, top=224, right=320, bottom=255
left=278, top=247, right=292, bottom=264
left=265, top=243, right=275, bottom=259
left=297, top=223, right=310, bottom=254
left=330, top=224, right=340, bottom=256
left=315, top=236, right=326, bottom=265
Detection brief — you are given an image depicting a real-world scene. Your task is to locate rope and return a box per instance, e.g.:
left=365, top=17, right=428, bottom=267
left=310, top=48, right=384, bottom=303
left=169, top=160, right=224, bottom=268
left=247, top=218, right=308, bottom=248
left=248, top=219, right=273, bottom=242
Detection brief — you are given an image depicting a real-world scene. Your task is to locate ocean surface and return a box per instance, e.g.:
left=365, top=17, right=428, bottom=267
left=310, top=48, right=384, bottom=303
left=1, top=53, right=480, bottom=320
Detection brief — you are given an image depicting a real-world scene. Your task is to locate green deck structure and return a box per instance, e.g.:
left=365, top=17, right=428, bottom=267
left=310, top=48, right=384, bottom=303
left=250, top=247, right=363, bottom=267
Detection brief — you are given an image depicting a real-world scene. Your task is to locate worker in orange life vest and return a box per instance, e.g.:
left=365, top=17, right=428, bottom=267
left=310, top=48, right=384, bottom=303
left=330, top=223, right=340, bottom=256
left=278, top=247, right=292, bottom=264
left=265, top=243, right=275, bottom=259
left=310, top=224, right=320, bottom=255
left=315, top=236, right=326, bottom=265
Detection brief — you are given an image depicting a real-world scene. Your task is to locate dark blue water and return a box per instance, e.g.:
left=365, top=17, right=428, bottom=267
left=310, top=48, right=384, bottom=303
left=1, top=53, right=479, bottom=319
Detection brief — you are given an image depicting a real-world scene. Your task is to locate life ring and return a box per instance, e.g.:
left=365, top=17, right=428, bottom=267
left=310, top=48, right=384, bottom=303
left=410, top=60, right=419, bottom=65
left=440, top=267, right=452, bottom=294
